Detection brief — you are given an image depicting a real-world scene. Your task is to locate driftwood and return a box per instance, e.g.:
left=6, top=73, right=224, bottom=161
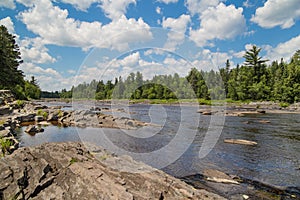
left=224, top=139, right=257, bottom=146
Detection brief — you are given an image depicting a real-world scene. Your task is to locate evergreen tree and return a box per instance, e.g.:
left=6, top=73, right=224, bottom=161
left=0, top=25, right=24, bottom=93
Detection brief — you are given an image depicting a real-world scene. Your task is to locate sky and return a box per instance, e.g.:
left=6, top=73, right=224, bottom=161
left=0, top=0, right=300, bottom=91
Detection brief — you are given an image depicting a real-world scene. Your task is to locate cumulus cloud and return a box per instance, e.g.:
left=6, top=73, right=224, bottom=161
left=157, top=0, right=178, bottom=4
left=185, top=0, right=220, bottom=16
left=265, top=34, right=300, bottom=62
left=19, top=37, right=56, bottom=64
left=99, top=0, right=136, bottom=20
left=17, top=0, right=152, bottom=51
left=192, top=49, right=232, bottom=71
left=251, top=0, right=300, bottom=29
left=0, top=17, right=15, bottom=33
left=0, top=0, right=15, bottom=9
left=59, top=0, right=101, bottom=11
left=162, top=14, right=191, bottom=50
left=190, top=3, right=246, bottom=47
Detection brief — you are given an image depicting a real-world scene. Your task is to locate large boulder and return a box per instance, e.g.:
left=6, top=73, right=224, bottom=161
left=0, top=142, right=225, bottom=200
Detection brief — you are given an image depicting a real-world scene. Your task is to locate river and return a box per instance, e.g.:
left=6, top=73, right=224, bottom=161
left=15, top=102, right=300, bottom=197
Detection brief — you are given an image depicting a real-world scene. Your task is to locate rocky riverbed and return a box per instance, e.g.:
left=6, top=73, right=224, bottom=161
left=1, top=91, right=300, bottom=199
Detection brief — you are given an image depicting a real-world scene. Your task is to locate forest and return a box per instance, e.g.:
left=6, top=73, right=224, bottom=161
left=63, top=46, right=300, bottom=103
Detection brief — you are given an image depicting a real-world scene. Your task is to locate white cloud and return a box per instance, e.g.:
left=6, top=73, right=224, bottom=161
left=59, top=0, right=100, bottom=11
left=190, top=3, right=246, bottom=47
left=15, top=0, right=35, bottom=7
left=265, top=34, right=300, bottom=62
left=20, top=63, right=60, bottom=77
left=157, top=0, right=178, bottom=4
left=19, top=37, right=56, bottom=64
left=156, top=6, right=161, bottom=14
left=242, top=0, right=253, bottom=8
left=192, top=49, right=232, bottom=71
left=162, top=14, right=191, bottom=50
left=18, top=0, right=152, bottom=51
left=185, top=0, right=220, bottom=16
left=251, top=0, right=300, bottom=29
left=99, top=0, right=136, bottom=20
left=0, top=0, right=15, bottom=9
left=0, top=17, right=15, bottom=33
left=67, top=69, right=77, bottom=74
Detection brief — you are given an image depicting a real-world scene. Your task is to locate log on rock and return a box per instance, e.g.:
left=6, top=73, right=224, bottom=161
left=224, top=139, right=257, bottom=146
left=204, top=169, right=240, bottom=185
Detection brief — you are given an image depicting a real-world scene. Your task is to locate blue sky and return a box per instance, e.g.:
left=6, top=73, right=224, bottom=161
left=0, top=0, right=300, bottom=91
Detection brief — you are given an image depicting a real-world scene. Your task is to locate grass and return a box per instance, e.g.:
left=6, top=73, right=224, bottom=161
left=0, top=119, right=5, bottom=126
left=36, top=109, right=48, bottom=120
left=279, top=102, right=290, bottom=108
left=57, top=109, right=64, bottom=118
left=16, top=100, right=25, bottom=108
left=0, top=138, right=12, bottom=157
left=69, top=157, right=78, bottom=165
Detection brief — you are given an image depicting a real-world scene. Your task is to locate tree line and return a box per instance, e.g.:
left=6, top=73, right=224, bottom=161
left=0, top=25, right=41, bottom=99
left=63, top=46, right=300, bottom=103
left=1, top=24, right=299, bottom=103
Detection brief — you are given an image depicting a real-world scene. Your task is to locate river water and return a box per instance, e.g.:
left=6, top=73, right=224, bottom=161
left=16, top=102, right=300, bottom=193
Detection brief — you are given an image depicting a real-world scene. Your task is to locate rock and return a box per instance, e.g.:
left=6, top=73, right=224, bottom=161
left=224, top=139, right=257, bottom=146
left=35, top=115, right=44, bottom=122
left=258, top=120, right=271, bottom=124
left=15, top=113, right=36, bottom=123
left=25, top=125, right=44, bottom=134
left=38, top=121, right=51, bottom=126
left=0, top=142, right=225, bottom=200
left=204, top=169, right=240, bottom=185
left=257, top=110, right=266, bottom=114
left=0, top=106, right=12, bottom=115
left=0, top=90, right=15, bottom=103
left=47, top=113, right=58, bottom=121
left=0, top=97, right=4, bottom=105
left=202, top=111, right=212, bottom=115
left=0, top=129, right=12, bottom=138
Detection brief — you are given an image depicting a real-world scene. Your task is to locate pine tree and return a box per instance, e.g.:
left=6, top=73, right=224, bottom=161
left=0, top=25, right=24, bottom=88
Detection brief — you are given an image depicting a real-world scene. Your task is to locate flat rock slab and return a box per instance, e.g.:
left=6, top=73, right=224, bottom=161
left=0, top=142, right=225, bottom=200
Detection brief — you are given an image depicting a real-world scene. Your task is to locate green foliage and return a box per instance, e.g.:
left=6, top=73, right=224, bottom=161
left=58, top=46, right=300, bottom=104
left=0, top=25, right=24, bottom=90
left=16, top=100, right=24, bottom=107
left=0, top=25, right=42, bottom=100
left=69, top=157, right=78, bottom=165
left=0, top=120, right=5, bottom=125
left=57, top=109, right=64, bottom=118
left=37, top=109, right=48, bottom=119
left=279, top=102, right=290, bottom=108
left=0, top=138, right=12, bottom=156
left=25, top=80, right=41, bottom=99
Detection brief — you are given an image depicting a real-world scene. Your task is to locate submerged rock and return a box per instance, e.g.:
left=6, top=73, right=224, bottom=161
left=0, top=142, right=225, bottom=200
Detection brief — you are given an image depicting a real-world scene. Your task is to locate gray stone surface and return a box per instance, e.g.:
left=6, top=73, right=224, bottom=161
left=0, top=142, right=225, bottom=200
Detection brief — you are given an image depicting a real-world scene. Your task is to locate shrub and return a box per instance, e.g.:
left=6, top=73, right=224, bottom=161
left=0, top=138, right=12, bottom=157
